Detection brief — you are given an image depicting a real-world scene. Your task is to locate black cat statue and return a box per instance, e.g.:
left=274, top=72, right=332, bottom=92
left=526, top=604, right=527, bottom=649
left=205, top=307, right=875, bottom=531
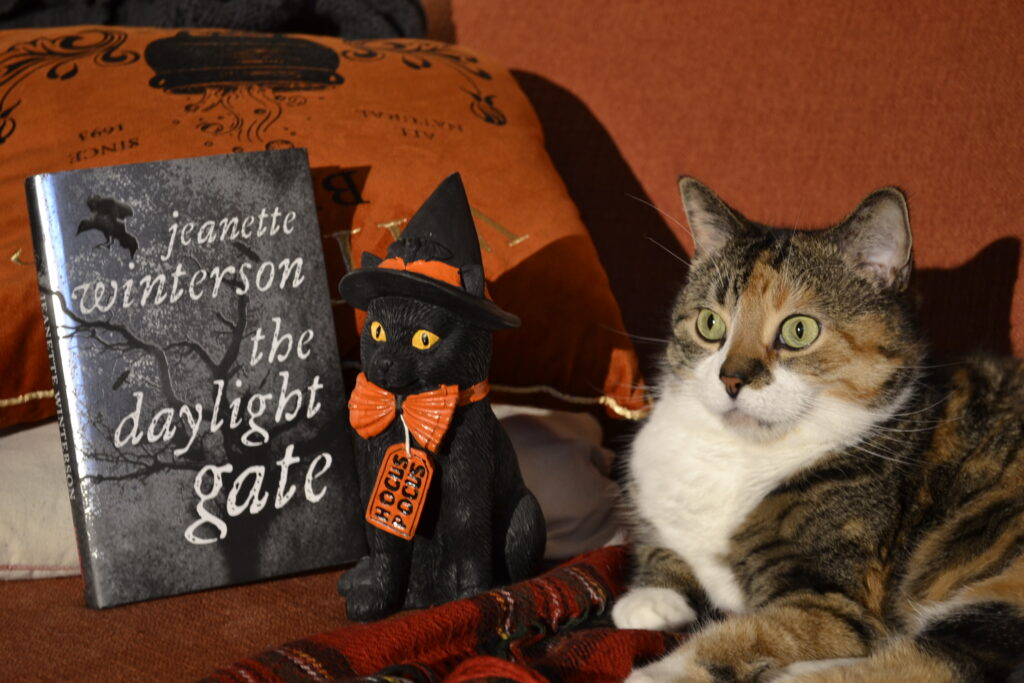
left=337, top=173, right=546, bottom=621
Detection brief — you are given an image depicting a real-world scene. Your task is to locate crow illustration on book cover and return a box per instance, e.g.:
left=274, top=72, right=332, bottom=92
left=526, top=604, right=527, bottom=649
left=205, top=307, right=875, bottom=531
left=337, top=173, right=545, bottom=621
left=77, top=195, right=138, bottom=258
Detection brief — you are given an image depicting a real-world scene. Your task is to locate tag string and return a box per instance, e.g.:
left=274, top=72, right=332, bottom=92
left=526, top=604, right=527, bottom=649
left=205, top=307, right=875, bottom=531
left=400, top=414, right=412, bottom=457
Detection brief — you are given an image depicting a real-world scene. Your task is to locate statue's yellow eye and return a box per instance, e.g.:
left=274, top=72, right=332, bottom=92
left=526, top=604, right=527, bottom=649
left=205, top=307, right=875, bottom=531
left=411, top=329, right=440, bottom=350
left=370, top=321, right=387, bottom=342
left=695, top=308, right=727, bottom=342
left=778, top=315, right=820, bottom=350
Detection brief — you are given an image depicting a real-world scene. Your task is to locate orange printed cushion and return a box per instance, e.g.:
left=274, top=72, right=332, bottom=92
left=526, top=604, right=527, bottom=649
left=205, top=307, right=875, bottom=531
left=0, top=26, right=647, bottom=429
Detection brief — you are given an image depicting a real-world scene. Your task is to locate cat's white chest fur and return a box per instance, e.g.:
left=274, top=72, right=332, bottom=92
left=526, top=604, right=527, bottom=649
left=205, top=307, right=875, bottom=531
left=628, top=370, right=882, bottom=614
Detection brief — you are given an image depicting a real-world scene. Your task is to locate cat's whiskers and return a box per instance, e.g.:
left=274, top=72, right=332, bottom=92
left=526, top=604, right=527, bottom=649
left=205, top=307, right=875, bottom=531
left=808, top=394, right=951, bottom=435
left=624, top=192, right=730, bottom=293
left=886, top=391, right=953, bottom=418
left=609, top=380, right=652, bottom=392
left=826, top=400, right=933, bottom=463
left=643, top=233, right=691, bottom=269
left=866, top=429, right=932, bottom=455
left=892, top=361, right=962, bottom=371
left=809, top=395, right=942, bottom=429
left=865, top=421, right=948, bottom=434
left=599, top=324, right=670, bottom=345
left=845, top=440, right=916, bottom=467
left=625, top=192, right=696, bottom=248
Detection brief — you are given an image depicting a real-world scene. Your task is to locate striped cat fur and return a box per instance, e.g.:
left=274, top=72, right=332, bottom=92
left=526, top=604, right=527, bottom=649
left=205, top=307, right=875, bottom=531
left=613, top=178, right=1024, bottom=682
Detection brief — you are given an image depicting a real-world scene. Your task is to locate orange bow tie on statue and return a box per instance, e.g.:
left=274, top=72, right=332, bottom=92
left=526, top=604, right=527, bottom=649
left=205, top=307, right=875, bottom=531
left=348, top=372, right=490, bottom=452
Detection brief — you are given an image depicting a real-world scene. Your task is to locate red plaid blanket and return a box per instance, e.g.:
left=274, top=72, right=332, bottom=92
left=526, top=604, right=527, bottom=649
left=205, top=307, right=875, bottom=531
left=202, top=545, right=684, bottom=682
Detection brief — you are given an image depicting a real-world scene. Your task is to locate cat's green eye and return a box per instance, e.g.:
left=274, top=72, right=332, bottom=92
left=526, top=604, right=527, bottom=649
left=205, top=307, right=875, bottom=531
left=778, top=315, right=820, bottom=350
left=695, top=308, right=727, bottom=342
left=411, top=329, right=440, bottom=350
left=370, top=321, right=387, bottom=343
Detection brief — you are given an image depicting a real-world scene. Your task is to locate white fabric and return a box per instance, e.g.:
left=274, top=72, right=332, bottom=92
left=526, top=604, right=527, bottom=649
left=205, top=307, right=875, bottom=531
left=494, top=405, right=625, bottom=560
left=0, top=420, right=80, bottom=579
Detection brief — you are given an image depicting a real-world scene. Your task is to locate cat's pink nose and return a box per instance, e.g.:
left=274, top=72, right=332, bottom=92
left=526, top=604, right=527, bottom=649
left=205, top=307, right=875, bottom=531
left=720, top=375, right=744, bottom=398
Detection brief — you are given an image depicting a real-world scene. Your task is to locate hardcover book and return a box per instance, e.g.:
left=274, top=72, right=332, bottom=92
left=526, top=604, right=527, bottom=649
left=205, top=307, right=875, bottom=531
left=26, top=149, right=366, bottom=608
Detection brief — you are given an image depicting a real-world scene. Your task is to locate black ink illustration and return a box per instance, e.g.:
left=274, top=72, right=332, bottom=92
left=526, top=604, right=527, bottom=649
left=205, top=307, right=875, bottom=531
left=77, top=196, right=138, bottom=258
left=341, top=40, right=507, bottom=125
left=2, top=29, right=507, bottom=151
left=146, top=31, right=343, bottom=148
left=0, top=29, right=138, bottom=145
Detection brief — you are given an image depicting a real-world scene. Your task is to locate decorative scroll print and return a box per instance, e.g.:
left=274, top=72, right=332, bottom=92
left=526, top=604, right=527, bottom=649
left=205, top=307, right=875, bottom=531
left=0, top=29, right=139, bottom=145
left=186, top=84, right=304, bottom=145
left=340, top=40, right=507, bottom=126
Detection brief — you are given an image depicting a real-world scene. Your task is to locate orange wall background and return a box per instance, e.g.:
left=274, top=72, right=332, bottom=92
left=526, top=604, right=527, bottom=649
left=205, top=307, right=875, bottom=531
left=438, top=0, right=1024, bottom=373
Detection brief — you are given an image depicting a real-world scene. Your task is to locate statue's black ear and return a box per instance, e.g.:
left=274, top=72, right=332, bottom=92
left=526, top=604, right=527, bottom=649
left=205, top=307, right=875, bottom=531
left=829, top=187, right=912, bottom=291
left=460, top=263, right=485, bottom=297
left=360, top=252, right=382, bottom=268
left=678, top=176, right=746, bottom=256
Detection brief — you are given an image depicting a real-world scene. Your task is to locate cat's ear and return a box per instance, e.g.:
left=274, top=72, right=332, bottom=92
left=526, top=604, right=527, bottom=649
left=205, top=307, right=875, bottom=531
left=360, top=252, right=382, bottom=268
left=678, top=176, right=745, bottom=256
left=831, top=188, right=912, bottom=290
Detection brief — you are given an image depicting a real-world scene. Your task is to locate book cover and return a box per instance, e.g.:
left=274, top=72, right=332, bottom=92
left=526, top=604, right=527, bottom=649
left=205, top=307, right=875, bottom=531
left=26, top=149, right=366, bottom=608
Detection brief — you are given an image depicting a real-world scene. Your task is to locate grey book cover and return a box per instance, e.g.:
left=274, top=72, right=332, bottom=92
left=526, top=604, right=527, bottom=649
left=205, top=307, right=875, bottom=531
left=26, top=149, right=366, bottom=608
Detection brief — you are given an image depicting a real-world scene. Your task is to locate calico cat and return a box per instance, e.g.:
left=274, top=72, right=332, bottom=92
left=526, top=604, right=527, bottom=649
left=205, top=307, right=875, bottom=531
left=612, top=178, right=1024, bottom=682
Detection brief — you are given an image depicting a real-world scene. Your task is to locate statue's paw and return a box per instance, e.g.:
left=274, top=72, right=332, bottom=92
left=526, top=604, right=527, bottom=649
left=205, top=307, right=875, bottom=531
left=336, top=556, right=374, bottom=596
left=436, top=557, right=491, bottom=603
left=338, top=557, right=402, bottom=622
left=343, top=581, right=402, bottom=622
left=455, top=581, right=489, bottom=601
left=399, top=577, right=484, bottom=611
left=612, top=586, right=697, bottom=631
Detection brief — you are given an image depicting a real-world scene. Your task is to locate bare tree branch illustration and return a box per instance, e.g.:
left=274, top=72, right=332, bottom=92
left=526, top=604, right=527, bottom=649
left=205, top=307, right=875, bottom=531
left=44, top=285, right=259, bottom=480
left=51, top=288, right=186, bottom=408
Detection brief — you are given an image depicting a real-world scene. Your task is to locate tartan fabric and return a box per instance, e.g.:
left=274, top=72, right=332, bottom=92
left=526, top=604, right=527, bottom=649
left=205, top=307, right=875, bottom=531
left=202, top=545, right=684, bottom=682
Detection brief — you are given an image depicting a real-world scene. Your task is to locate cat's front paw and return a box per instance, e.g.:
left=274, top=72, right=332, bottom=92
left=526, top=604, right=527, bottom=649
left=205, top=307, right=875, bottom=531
left=629, top=646, right=781, bottom=683
left=612, top=586, right=697, bottom=631
left=626, top=645, right=710, bottom=683
left=766, top=658, right=867, bottom=683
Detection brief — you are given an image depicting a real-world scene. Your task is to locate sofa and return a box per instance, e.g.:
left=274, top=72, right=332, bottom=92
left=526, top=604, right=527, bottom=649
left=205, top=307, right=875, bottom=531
left=2, top=0, right=1021, bottom=680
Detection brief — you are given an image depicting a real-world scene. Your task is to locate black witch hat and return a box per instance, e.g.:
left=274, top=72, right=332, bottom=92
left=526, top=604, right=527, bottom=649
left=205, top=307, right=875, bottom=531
left=339, top=173, right=520, bottom=329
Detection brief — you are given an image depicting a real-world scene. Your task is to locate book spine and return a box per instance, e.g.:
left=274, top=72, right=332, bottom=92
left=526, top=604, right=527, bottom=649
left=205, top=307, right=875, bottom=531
left=24, top=176, right=100, bottom=608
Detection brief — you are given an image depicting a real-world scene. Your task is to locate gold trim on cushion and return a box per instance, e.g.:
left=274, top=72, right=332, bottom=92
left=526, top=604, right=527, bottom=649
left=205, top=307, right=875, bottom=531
left=10, top=248, right=32, bottom=266
left=0, top=389, right=54, bottom=408
left=490, top=383, right=650, bottom=420
left=0, top=385, right=650, bottom=418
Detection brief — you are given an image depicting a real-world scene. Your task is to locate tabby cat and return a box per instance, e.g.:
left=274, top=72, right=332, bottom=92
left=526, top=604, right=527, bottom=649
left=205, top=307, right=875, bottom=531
left=612, top=178, right=1024, bottom=682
